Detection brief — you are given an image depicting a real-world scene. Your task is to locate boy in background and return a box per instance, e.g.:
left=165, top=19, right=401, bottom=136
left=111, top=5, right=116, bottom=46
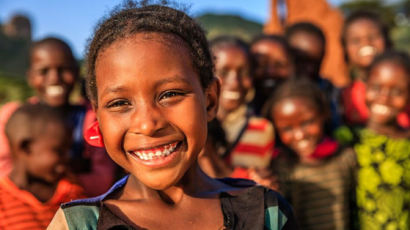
left=0, top=104, right=84, bottom=230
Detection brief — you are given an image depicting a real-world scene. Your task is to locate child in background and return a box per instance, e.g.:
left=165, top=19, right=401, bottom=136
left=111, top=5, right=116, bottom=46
left=0, top=104, right=84, bottom=230
left=48, top=3, right=298, bottom=229
left=250, top=34, right=294, bottom=115
left=341, top=10, right=392, bottom=126
left=210, top=36, right=275, bottom=180
left=355, top=51, right=410, bottom=229
left=0, top=37, right=116, bottom=196
left=265, top=79, right=357, bottom=230
left=285, top=22, right=342, bottom=133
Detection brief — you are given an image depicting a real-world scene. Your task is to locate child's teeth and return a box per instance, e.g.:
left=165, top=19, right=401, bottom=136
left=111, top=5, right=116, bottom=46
left=358, top=45, right=376, bottom=57
left=46, top=85, right=64, bottom=96
left=222, top=91, right=240, bottom=100
left=132, top=142, right=179, bottom=160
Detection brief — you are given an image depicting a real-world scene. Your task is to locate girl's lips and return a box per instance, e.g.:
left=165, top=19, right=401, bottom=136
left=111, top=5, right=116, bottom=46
left=127, top=141, right=183, bottom=168
left=358, top=45, right=377, bottom=57
left=371, top=104, right=392, bottom=116
left=46, top=85, right=65, bottom=97
left=222, top=90, right=241, bottom=100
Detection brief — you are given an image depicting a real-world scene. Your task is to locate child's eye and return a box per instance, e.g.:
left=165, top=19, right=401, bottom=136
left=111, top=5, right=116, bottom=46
left=105, top=99, right=131, bottom=109
left=158, top=90, right=187, bottom=106
left=159, top=91, right=184, bottom=99
left=391, top=88, right=404, bottom=97
left=37, top=68, right=49, bottom=76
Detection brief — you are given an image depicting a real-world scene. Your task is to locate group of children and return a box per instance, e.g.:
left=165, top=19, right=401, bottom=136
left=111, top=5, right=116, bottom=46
left=0, top=2, right=408, bottom=230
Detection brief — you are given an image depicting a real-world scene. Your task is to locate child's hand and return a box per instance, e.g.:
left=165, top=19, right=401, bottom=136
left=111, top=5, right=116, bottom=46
left=248, top=167, right=279, bottom=191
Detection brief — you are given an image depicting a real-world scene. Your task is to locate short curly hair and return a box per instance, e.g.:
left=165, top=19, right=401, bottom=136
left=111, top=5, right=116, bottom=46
left=341, top=10, right=393, bottom=62
left=86, top=1, right=214, bottom=104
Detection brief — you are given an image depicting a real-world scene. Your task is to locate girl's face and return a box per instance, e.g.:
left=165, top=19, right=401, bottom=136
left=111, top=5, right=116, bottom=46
left=251, top=39, right=292, bottom=80
left=94, top=33, right=218, bottom=190
left=345, top=19, right=386, bottom=68
left=28, top=45, right=78, bottom=107
left=272, top=97, right=324, bottom=159
left=366, top=61, right=409, bottom=125
left=214, top=46, right=250, bottom=113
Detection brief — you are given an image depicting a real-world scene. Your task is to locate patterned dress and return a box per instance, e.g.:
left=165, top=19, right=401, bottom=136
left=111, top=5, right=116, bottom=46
left=355, top=129, right=410, bottom=230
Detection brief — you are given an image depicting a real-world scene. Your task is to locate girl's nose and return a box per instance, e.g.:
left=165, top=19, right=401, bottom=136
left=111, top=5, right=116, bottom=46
left=225, top=71, right=241, bottom=89
left=293, top=128, right=305, bottom=141
left=129, top=103, right=166, bottom=136
left=46, top=68, right=62, bottom=85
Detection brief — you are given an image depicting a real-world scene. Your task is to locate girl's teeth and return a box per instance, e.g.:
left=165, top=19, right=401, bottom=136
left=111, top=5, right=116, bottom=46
left=46, top=85, right=64, bottom=97
left=133, top=142, right=179, bottom=160
left=358, top=45, right=376, bottom=57
left=222, top=91, right=241, bottom=100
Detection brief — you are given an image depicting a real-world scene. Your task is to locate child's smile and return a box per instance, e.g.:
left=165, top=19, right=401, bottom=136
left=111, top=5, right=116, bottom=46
left=94, top=32, right=217, bottom=190
left=366, top=61, right=409, bottom=125
left=273, top=97, right=324, bottom=161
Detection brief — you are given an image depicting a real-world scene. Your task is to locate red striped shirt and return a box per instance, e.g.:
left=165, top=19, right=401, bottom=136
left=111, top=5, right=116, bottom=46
left=0, top=177, right=84, bottom=230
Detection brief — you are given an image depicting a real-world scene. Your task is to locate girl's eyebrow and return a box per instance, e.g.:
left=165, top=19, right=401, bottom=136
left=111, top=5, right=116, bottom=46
left=153, top=76, right=191, bottom=88
left=101, top=76, right=192, bottom=95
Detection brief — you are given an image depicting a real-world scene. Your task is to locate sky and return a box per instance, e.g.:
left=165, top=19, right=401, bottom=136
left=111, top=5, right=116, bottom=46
left=0, top=0, right=343, bottom=58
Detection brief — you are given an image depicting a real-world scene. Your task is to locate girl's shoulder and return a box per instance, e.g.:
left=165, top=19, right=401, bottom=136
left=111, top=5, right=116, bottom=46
left=49, top=176, right=128, bottom=229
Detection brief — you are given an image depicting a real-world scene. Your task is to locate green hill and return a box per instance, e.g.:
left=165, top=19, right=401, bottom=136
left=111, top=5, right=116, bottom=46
left=196, top=13, right=263, bottom=41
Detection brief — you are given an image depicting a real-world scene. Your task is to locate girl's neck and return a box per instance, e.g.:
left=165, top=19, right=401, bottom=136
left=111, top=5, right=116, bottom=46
left=123, top=163, right=231, bottom=205
left=351, top=66, right=367, bottom=82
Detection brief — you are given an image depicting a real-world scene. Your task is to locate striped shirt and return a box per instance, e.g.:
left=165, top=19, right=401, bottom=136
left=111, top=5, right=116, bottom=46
left=273, top=147, right=357, bottom=230
left=0, top=177, right=84, bottom=230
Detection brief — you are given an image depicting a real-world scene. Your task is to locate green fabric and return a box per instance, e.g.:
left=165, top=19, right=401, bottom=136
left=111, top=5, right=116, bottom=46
left=63, top=205, right=100, bottom=230
left=355, top=129, right=410, bottom=230
left=265, top=206, right=288, bottom=230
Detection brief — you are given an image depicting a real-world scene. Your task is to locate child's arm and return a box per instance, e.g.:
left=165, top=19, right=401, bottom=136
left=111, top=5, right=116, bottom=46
left=47, top=208, right=69, bottom=230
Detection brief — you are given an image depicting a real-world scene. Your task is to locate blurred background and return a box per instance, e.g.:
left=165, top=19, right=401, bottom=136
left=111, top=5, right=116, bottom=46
left=0, top=0, right=409, bottom=104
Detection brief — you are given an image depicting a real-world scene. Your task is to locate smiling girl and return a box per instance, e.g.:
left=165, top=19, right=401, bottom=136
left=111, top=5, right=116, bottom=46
left=355, top=51, right=410, bottom=229
left=47, top=2, right=297, bottom=230
left=264, top=79, right=357, bottom=229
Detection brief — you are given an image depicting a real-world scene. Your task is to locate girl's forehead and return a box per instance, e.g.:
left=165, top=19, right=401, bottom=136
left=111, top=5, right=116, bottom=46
left=274, top=97, right=317, bottom=114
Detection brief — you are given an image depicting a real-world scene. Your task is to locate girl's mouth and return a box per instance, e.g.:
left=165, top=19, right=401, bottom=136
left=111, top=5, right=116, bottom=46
left=46, top=85, right=65, bottom=97
left=358, top=45, right=377, bottom=57
left=222, top=90, right=241, bottom=100
left=127, top=141, right=183, bottom=167
left=371, top=104, right=392, bottom=116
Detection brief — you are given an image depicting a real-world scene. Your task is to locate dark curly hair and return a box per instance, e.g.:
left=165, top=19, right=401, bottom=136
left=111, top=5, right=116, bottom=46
left=368, top=50, right=410, bottom=80
left=262, top=78, right=329, bottom=122
left=341, top=10, right=393, bottom=62
left=208, top=35, right=254, bottom=76
left=86, top=1, right=214, bottom=104
left=285, top=22, right=326, bottom=60
left=30, top=36, right=77, bottom=67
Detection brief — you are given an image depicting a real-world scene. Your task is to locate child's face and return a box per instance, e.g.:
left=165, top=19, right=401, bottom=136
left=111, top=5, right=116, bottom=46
left=272, top=97, right=324, bottom=158
left=366, top=61, right=409, bottom=125
left=214, top=46, right=250, bottom=113
left=251, top=39, right=292, bottom=80
left=288, top=31, right=323, bottom=78
left=94, top=33, right=218, bottom=190
left=28, top=44, right=78, bottom=107
left=345, top=19, right=385, bottom=68
left=24, top=122, right=69, bottom=183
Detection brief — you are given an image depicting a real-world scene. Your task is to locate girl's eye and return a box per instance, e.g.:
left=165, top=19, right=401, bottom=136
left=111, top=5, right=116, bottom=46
left=159, top=91, right=185, bottom=100
left=391, top=88, right=404, bottom=97
left=38, top=68, right=48, bottom=76
left=158, top=91, right=187, bottom=106
left=105, top=99, right=131, bottom=109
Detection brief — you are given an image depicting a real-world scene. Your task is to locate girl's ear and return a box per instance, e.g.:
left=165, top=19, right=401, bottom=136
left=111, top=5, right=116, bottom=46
left=205, top=77, right=221, bottom=121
